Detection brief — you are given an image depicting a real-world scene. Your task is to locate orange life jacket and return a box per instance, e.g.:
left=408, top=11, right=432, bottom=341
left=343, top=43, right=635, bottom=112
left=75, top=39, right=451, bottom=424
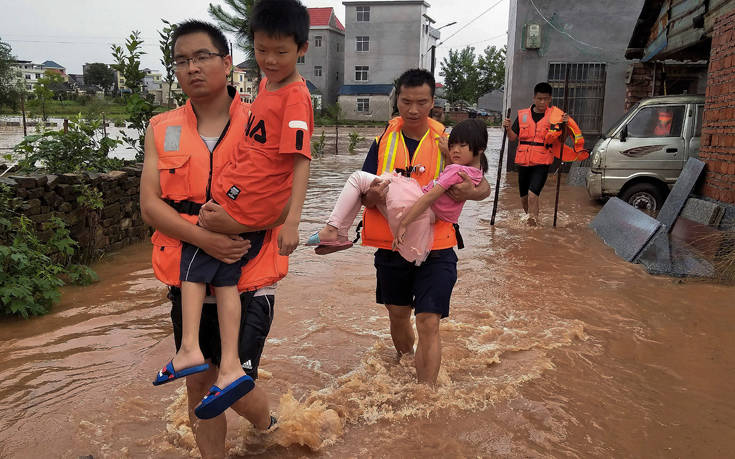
left=148, top=91, right=288, bottom=291
left=654, top=111, right=673, bottom=136
left=516, top=106, right=587, bottom=165
left=361, top=117, right=458, bottom=250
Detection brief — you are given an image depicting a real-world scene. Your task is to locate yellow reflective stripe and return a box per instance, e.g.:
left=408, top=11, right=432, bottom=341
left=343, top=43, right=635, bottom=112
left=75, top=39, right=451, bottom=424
left=389, top=131, right=402, bottom=172
left=413, top=130, right=430, bottom=163
left=380, top=132, right=397, bottom=174
left=434, top=148, right=444, bottom=179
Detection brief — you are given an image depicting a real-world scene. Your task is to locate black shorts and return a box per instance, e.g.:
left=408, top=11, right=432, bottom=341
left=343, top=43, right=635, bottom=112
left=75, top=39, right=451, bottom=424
left=169, top=286, right=274, bottom=379
left=180, top=230, right=266, bottom=286
left=374, top=248, right=457, bottom=319
left=518, top=164, right=550, bottom=197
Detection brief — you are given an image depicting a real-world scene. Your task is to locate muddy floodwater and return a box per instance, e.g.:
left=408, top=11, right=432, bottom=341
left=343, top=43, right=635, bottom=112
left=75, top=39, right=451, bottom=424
left=1, top=128, right=733, bottom=458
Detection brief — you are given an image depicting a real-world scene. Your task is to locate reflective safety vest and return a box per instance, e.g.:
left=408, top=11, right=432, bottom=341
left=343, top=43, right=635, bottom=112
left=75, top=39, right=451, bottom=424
left=515, top=106, right=587, bottom=165
left=148, top=90, right=288, bottom=291
left=361, top=116, right=458, bottom=250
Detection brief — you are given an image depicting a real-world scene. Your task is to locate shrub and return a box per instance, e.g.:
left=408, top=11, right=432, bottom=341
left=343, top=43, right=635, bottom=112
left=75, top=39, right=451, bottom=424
left=348, top=130, right=364, bottom=154
left=312, top=130, right=326, bottom=158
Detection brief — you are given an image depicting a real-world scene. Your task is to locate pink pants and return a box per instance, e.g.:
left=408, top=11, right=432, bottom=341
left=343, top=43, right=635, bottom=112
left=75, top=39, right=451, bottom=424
left=327, top=171, right=434, bottom=265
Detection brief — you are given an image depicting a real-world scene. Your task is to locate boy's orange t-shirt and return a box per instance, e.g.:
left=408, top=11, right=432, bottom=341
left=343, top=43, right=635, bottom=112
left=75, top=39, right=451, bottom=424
left=214, top=78, right=313, bottom=227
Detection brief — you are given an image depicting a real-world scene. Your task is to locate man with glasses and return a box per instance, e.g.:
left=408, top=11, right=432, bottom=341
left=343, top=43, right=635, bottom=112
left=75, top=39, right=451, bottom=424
left=140, top=20, right=286, bottom=457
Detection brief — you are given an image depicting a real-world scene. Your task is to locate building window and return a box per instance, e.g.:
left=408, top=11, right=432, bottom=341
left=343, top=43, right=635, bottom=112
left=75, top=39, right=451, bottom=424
left=356, top=6, right=370, bottom=22
left=356, top=36, right=369, bottom=52
left=357, top=98, right=370, bottom=112
left=548, top=62, right=607, bottom=146
left=297, top=56, right=305, bottom=64
left=25, top=74, right=31, bottom=79
left=246, top=87, right=252, bottom=93
left=27, top=84, right=32, bottom=90
left=355, top=66, right=369, bottom=82
left=314, top=66, right=322, bottom=77
left=314, top=36, right=322, bottom=47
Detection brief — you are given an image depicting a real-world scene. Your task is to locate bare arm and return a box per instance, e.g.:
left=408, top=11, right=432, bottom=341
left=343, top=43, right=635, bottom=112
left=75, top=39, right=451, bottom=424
left=392, top=185, right=446, bottom=249
left=140, top=124, right=250, bottom=264
left=502, top=118, right=518, bottom=142
left=198, top=198, right=289, bottom=234
left=277, top=155, right=310, bottom=255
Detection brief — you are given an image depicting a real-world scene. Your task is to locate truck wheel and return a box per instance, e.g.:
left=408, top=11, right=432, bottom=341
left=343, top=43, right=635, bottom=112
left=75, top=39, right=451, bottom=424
left=619, top=182, right=666, bottom=215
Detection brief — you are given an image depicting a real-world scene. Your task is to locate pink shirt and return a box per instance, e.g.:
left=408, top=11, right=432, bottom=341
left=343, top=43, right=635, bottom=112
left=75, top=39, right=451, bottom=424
left=423, top=164, right=484, bottom=223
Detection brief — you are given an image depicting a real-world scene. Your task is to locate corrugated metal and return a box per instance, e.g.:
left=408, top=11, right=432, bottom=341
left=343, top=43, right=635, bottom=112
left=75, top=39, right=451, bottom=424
left=641, top=0, right=710, bottom=62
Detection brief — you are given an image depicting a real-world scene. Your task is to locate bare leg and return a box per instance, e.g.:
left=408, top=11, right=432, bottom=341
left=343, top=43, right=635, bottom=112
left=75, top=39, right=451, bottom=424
left=414, top=312, right=441, bottom=385
left=213, top=286, right=246, bottom=389
left=172, top=282, right=206, bottom=370
left=230, top=385, right=272, bottom=430
left=521, top=194, right=529, bottom=214
left=186, top=367, right=227, bottom=459
left=528, top=191, right=540, bottom=225
left=385, top=304, right=414, bottom=356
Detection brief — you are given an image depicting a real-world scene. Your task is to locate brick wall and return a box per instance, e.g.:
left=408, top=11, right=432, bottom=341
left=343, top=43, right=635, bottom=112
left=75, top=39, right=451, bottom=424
left=700, top=9, right=735, bottom=205
left=0, top=165, right=148, bottom=261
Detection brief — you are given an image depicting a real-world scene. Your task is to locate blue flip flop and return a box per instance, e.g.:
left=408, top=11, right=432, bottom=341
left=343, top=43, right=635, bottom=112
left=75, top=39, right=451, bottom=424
left=152, top=360, right=209, bottom=386
left=194, top=374, right=255, bottom=419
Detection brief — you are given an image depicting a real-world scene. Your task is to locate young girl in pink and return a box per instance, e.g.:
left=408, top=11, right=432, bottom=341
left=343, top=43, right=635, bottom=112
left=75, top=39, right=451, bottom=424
left=308, top=118, right=489, bottom=264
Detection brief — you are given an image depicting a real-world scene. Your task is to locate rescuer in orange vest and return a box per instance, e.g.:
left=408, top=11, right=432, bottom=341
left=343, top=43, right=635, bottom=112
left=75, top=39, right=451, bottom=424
left=359, top=69, right=491, bottom=385
left=140, top=20, right=286, bottom=455
left=502, top=82, right=577, bottom=226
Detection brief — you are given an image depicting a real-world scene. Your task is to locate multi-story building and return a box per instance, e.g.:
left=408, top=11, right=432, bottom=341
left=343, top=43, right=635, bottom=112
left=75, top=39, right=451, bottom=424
left=12, top=60, right=68, bottom=92
left=232, top=63, right=259, bottom=103
left=142, top=68, right=162, bottom=93
left=298, top=7, right=345, bottom=109
left=339, top=0, right=440, bottom=121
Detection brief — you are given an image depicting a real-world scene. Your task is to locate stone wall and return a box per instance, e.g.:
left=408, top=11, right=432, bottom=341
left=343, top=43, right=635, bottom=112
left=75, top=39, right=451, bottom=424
left=0, top=165, right=148, bottom=260
left=700, top=9, right=735, bottom=205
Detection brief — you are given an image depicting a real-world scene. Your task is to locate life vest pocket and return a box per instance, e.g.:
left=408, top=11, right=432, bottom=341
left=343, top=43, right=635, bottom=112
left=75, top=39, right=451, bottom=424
left=151, top=230, right=182, bottom=287
left=158, top=153, right=191, bottom=201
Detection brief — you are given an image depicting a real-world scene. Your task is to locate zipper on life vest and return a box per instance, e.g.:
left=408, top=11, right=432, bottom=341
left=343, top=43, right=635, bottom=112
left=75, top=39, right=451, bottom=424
left=204, top=120, right=231, bottom=201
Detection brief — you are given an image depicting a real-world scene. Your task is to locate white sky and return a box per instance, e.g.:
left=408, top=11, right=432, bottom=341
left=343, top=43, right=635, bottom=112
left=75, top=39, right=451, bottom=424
left=1, top=0, right=509, bottom=83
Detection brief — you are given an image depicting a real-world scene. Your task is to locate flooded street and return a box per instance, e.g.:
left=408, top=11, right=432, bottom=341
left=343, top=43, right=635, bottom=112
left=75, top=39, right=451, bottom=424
left=0, top=128, right=733, bottom=458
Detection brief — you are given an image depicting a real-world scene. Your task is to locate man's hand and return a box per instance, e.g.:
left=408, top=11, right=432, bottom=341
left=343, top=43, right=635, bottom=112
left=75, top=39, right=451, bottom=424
left=277, top=223, right=299, bottom=256
left=502, top=118, right=511, bottom=129
left=199, top=200, right=242, bottom=233
left=447, top=171, right=478, bottom=201
left=361, top=178, right=389, bottom=208
left=392, top=223, right=407, bottom=251
left=438, top=136, right=449, bottom=156
left=200, top=232, right=251, bottom=264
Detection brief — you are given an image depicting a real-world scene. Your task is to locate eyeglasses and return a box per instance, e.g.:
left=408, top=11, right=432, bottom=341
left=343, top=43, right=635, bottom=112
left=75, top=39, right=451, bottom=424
left=174, top=52, right=224, bottom=70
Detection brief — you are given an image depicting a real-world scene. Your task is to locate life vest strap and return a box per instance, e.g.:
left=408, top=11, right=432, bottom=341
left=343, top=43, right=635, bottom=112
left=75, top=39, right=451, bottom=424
left=164, top=198, right=202, bottom=216
left=453, top=223, right=464, bottom=250
left=519, top=141, right=546, bottom=147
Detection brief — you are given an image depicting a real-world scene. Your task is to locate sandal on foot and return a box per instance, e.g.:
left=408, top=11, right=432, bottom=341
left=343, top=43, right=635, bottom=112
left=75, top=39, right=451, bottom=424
left=153, top=360, right=209, bottom=386
left=194, top=374, right=255, bottom=419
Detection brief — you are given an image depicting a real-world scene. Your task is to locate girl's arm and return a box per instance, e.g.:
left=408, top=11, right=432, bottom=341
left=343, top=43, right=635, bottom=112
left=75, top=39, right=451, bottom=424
left=392, top=184, right=447, bottom=249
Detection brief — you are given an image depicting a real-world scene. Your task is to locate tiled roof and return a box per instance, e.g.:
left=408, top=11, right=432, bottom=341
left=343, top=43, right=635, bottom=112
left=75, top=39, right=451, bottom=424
left=308, top=7, right=345, bottom=31
left=42, top=60, right=64, bottom=69
left=339, top=84, right=395, bottom=96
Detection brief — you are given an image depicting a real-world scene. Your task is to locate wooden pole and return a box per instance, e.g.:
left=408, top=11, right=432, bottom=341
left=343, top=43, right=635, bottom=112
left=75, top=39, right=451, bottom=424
left=20, top=91, right=27, bottom=136
left=102, top=112, right=107, bottom=137
left=491, top=108, right=512, bottom=225
left=553, top=67, right=570, bottom=228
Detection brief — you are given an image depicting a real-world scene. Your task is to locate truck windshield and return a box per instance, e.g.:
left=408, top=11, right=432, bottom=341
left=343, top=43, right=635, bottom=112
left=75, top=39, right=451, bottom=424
left=603, top=103, right=638, bottom=139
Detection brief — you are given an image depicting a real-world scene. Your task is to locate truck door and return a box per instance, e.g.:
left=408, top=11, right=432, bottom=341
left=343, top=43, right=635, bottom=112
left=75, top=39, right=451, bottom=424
left=608, top=104, right=687, bottom=185
left=687, top=103, right=704, bottom=158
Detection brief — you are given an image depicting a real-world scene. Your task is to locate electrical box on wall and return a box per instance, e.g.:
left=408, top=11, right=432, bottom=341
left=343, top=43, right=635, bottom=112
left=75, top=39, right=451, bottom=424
left=525, top=23, right=541, bottom=49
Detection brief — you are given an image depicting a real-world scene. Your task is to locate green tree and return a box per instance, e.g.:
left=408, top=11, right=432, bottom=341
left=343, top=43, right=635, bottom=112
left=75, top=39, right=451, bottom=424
left=477, top=45, right=506, bottom=95
left=32, top=70, right=64, bottom=120
left=0, top=37, right=20, bottom=109
left=159, top=18, right=178, bottom=107
left=84, top=62, right=115, bottom=93
left=111, top=31, right=146, bottom=93
left=208, top=0, right=256, bottom=72
left=440, top=46, right=480, bottom=105
left=111, top=31, right=153, bottom=161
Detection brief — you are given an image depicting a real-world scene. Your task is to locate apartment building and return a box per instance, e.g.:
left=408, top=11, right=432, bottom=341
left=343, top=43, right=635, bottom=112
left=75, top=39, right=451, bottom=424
left=12, top=60, right=67, bottom=92
left=297, top=7, right=345, bottom=109
left=339, top=0, right=440, bottom=121
left=232, top=64, right=259, bottom=103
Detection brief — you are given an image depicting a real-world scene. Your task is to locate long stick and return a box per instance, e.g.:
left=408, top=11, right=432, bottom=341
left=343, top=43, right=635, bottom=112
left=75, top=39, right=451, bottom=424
left=491, top=108, right=512, bottom=225
left=553, top=67, right=570, bottom=228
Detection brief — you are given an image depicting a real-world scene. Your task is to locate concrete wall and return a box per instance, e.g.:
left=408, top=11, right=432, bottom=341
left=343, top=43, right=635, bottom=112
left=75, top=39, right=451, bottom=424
left=339, top=93, right=393, bottom=121
left=505, top=0, right=644, bottom=169
left=344, top=2, right=426, bottom=85
left=0, top=166, right=148, bottom=261
left=299, top=27, right=345, bottom=107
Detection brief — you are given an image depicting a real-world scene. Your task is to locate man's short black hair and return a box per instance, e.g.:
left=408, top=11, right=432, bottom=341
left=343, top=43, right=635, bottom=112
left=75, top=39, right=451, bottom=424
left=534, top=82, right=553, bottom=96
left=396, top=69, right=435, bottom=98
left=171, top=20, right=229, bottom=58
left=247, top=0, right=310, bottom=48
